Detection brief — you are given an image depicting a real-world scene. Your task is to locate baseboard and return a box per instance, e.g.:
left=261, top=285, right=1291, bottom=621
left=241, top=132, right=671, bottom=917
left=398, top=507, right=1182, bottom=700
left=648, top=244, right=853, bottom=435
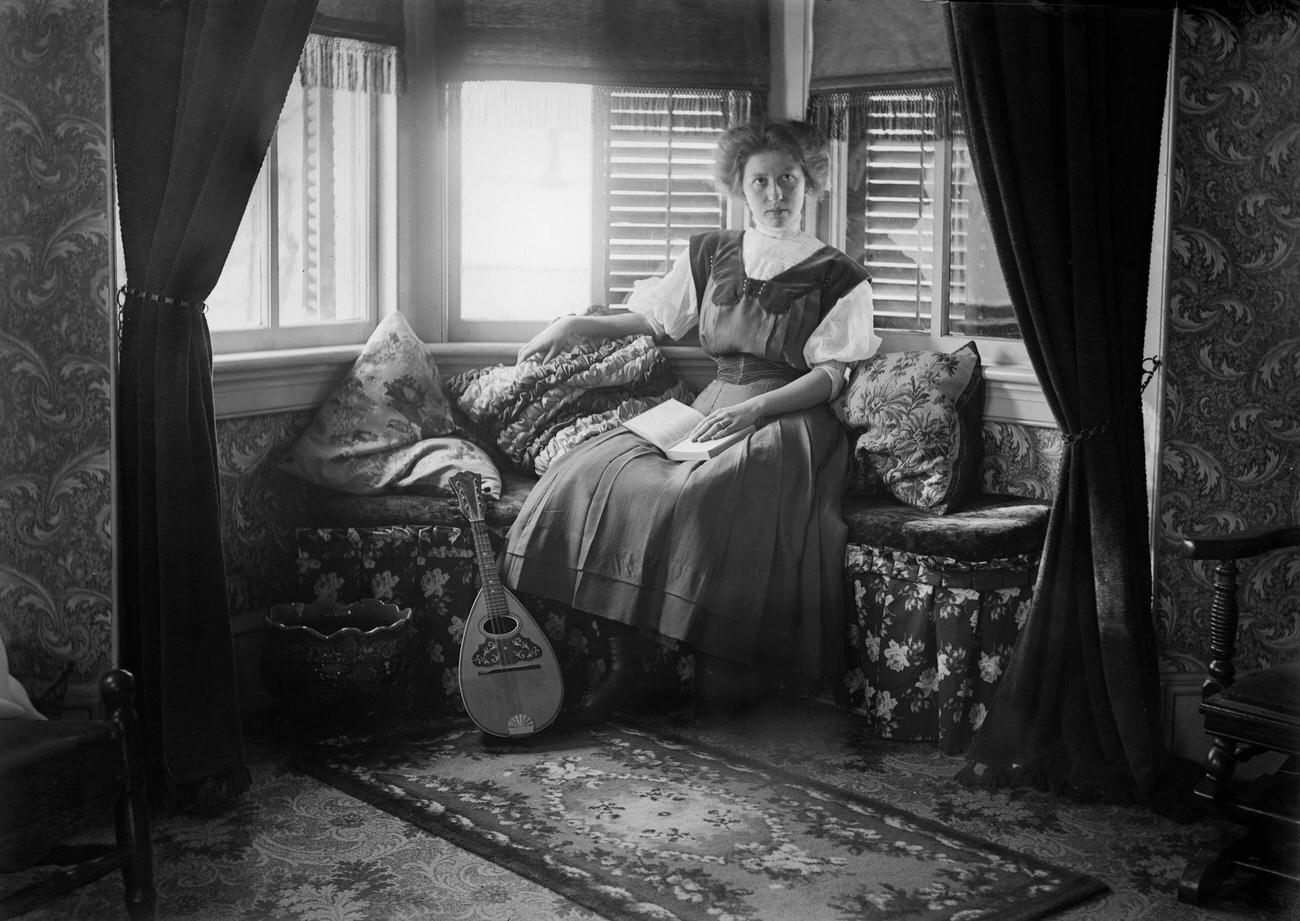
left=1161, top=670, right=1207, bottom=764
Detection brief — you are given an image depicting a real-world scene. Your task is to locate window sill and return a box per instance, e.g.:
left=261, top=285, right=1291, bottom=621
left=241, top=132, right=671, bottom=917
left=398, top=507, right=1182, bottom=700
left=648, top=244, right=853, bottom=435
left=214, top=344, right=1055, bottom=427
left=982, top=363, right=1053, bottom=428
left=214, top=346, right=364, bottom=419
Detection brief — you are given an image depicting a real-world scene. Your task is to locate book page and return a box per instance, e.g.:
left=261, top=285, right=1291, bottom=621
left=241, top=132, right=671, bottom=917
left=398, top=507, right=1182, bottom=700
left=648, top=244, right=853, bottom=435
left=623, top=399, right=704, bottom=453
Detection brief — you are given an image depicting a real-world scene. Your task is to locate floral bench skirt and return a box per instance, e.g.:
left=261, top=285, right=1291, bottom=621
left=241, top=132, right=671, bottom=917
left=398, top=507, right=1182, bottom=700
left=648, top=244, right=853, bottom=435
left=293, top=523, right=692, bottom=719
left=840, top=493, right=1050, bottom=754
left=292, top=477, right=1050, bottom=752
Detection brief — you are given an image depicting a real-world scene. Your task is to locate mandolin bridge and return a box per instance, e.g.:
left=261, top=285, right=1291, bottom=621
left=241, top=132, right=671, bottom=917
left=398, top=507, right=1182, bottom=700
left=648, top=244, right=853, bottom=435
left=476, top=663, right=544, bottom=676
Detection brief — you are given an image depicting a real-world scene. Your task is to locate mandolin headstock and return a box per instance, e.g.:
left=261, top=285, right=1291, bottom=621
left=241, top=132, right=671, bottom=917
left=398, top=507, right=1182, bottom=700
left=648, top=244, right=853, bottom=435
left=450, top=471, right=489, bottom=524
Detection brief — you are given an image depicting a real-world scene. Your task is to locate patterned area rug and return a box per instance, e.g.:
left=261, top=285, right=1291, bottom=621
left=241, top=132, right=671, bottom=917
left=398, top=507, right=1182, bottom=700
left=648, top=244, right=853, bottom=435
left=294, top=721, right=1105, bottom=921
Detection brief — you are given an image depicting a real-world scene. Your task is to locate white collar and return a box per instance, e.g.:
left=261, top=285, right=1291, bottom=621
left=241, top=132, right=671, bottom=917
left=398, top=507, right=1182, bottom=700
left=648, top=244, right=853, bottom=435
left=749, top=222, right=803, bottom=241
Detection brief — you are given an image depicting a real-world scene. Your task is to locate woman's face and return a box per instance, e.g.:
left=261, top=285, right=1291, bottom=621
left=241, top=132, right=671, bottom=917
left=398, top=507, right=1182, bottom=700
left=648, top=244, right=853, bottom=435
left=741, top=150, right=806, bottom=231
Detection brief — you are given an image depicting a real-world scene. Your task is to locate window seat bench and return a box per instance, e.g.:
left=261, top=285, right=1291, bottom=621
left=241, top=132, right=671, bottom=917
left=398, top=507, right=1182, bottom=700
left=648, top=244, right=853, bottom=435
left=291, top=473, right=1049, bottom=753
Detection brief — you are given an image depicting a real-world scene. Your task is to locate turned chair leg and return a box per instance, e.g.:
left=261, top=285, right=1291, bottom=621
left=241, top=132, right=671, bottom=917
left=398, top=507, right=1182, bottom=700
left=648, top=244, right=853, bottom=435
left=1178, top=734, right=1242, bottom=906
left=102, top=671, right=157, bottom=920
left=1201, top=735, right=1239, bottom=805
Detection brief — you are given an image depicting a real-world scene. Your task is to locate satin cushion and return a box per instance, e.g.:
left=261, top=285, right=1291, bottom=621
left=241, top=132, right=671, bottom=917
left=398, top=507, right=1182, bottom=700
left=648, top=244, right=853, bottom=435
left=279, top=312, right=502, bottom=498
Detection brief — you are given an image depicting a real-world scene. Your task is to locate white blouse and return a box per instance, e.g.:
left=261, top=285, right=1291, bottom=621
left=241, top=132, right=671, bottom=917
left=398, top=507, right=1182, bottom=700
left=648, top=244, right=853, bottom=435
left=625, top=224, right=881, bottom=398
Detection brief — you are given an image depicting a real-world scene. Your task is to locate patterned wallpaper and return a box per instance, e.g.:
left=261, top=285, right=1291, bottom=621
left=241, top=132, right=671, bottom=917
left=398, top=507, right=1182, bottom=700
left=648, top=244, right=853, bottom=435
left=0, top=0, right=114, bottom=702
left=980, top=422, right=1062, bottom=502
left=1157, top=4, right=1300, bottom=672
left=217, top=412, right=323, bottom=615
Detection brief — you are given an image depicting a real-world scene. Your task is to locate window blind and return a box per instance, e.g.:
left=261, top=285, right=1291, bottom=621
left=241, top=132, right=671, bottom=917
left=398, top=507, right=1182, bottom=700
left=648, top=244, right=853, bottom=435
left=435, top=0, right=768, bottom=88
left=810, top=84, right=1019, bottom=340
left=810, top=0, right=949, bottom=89
left=852, top=90, right=950, bottom=331
left=312, top=0, right=403, bottom=46
left=602, top=89, right=757, bottom=304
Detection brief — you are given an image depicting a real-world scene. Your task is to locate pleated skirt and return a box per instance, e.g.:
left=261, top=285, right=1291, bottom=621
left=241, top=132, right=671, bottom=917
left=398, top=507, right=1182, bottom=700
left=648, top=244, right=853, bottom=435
left=500, top=375, right=851, bottom=679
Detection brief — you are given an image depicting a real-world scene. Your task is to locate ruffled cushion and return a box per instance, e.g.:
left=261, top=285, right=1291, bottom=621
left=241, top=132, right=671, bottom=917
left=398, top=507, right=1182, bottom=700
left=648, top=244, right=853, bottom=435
left=834, top=342, right=985, bottom=514
left=279, top=313, right=502, bottom=498
left=446, top=332, right=691, bottom=476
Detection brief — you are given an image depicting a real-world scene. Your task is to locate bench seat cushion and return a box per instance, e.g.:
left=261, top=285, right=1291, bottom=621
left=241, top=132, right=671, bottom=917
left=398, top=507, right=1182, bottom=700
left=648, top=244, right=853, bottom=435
left=301, top=471, right=539, bottom=532
left=304, top=479, right=1050, bottom=563
left=843, top=492, right=1050, bottom=560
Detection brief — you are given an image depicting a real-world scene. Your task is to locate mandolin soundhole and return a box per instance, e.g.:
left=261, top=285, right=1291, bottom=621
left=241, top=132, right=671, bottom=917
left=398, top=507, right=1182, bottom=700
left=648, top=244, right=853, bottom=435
left=481, top=615, right=520, bottom=638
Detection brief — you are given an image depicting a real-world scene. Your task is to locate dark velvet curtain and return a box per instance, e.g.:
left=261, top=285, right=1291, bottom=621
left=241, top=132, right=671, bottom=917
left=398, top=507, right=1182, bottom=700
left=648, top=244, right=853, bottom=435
left=944, top=1, right=1174, bottom=799
left=109, top=0, right=318, bottom=807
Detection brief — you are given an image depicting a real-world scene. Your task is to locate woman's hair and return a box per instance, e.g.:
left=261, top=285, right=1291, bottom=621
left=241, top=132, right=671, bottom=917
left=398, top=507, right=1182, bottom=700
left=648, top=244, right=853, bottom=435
left=712, top=119, right=831, bottom=198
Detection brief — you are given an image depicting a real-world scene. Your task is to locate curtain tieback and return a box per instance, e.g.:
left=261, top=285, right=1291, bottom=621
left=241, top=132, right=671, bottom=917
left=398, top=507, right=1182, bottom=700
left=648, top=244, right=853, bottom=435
left=1062, top=356, right=1162, bottom=445
left=117, top=285, right=208, bottom=313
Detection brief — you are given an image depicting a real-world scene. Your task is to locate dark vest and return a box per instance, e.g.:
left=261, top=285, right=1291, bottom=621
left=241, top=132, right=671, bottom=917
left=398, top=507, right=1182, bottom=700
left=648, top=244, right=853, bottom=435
left=687, top=230, right=871, bottom=370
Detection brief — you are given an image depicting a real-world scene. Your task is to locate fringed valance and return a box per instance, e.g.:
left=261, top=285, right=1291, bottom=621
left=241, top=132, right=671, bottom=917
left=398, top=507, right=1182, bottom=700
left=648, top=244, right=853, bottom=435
left=453, top=82, right=765, bottom=133
left=299, top=34, right=401, bottom=94
left=603, top=87, right=763, bottom=130
left=807, top=85, right=959, bottom=141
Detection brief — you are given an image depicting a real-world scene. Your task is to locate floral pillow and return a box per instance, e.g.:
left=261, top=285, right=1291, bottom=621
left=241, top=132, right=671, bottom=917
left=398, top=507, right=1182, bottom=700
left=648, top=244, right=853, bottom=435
left=833, top=341, right=984, bottom=514
left=279, top=312, right=502, bottom=497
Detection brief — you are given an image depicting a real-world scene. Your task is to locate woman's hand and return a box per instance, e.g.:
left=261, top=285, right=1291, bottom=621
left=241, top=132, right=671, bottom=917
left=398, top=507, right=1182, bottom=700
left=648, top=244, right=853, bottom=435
left=689, top=400, right=764, bottom=442
left=517, top=317, right=579, bottom=364
left=517, top=311, right=658, bottom=365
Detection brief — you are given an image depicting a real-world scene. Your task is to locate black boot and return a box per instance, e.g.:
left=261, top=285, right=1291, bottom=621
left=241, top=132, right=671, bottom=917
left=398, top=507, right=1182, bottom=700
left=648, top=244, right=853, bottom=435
left=568, top=630, right=640, bottom=726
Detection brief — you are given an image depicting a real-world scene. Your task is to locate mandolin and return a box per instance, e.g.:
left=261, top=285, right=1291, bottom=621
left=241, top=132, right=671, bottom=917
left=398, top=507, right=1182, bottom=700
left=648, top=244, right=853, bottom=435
left=450, top=472, right=564, bottom=738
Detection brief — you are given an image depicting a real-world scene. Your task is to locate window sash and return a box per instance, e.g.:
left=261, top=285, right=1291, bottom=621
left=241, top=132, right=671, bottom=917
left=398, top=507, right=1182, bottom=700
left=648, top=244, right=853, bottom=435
left=445, top=82, right=758, bottom=342
left=604, top=89, right=733, bottom=303
left=209, top=36, right=397, bottom=354
left=812, top=84, right=1025, bottom=364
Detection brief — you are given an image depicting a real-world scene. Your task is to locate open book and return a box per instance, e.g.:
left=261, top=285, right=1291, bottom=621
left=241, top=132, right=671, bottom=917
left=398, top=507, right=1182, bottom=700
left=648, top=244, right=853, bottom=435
left=623, top=398, right=755, bottom=461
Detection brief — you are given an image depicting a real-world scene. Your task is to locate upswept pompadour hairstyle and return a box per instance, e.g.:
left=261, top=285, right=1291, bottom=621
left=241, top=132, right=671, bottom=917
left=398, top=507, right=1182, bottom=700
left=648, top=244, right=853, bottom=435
left=712, top=119, right=831, bottom=198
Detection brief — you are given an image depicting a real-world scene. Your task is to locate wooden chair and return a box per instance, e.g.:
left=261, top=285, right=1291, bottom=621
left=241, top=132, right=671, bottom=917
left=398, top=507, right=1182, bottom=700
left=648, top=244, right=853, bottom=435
left=1177, top=524, right=1300, bottom=906
left=0, top=669, right=155, bottom=919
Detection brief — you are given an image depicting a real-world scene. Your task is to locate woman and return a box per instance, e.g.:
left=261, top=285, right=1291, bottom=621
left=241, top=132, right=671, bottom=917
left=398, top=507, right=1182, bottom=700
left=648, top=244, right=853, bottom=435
left=502, top=119, right=879, bottom=722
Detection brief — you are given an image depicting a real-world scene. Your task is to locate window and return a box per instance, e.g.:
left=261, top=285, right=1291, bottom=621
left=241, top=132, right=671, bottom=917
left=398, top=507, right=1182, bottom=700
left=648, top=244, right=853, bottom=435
left=603, top=89, right=733, bottom=305
left=446, top=81, right=758, bottom=341
left=834, top=86, right=1021, bottom=355
left=207, top=36, right=398, bottom=353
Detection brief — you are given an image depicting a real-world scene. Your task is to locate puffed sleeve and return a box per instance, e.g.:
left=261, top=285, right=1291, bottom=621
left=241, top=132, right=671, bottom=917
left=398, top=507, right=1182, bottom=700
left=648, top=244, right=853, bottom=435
left=803, top=279, right=881, bottom=400
left=623, top=248, right=699, bottom=341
